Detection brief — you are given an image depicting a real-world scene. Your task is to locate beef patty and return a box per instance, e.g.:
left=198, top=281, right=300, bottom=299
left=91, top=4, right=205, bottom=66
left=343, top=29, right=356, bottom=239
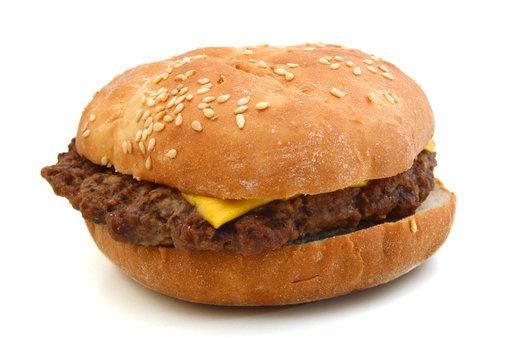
left=41, top=139, right=436, bottom=255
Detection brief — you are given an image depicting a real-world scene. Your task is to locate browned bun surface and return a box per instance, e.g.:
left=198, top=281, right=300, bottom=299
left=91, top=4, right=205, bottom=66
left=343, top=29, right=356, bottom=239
left=76, top=44, right=433, bottom=199
left=87, top=181, right=455, bottom=306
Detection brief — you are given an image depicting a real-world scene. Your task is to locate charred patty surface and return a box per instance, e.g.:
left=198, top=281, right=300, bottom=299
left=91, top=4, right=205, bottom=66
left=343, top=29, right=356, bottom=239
left=42, top=139, right=436, bottom=255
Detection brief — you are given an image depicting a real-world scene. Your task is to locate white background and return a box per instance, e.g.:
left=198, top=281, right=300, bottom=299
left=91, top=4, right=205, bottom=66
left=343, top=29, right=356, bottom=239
left=1, top=0, right=516, bottom=359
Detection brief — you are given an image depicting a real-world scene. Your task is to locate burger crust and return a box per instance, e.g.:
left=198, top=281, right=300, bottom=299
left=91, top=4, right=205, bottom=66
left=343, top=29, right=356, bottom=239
left=76, top=44, right=434, bottom=199
left=87, top=181, right=455, bottom=306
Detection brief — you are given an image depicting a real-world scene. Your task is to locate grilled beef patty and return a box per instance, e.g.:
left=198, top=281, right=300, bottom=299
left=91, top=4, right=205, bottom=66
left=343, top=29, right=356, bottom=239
left=41, top=139, right=436, bottom=255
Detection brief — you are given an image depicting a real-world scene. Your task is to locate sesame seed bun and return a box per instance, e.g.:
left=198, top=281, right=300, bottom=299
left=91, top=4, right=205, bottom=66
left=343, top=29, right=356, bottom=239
left=86, top=181, right=455, bottom=306
left=75, top=44, right=433, bottom=199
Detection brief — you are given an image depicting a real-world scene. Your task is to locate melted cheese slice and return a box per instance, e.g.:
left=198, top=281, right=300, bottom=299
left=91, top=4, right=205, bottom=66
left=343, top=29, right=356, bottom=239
left=183, top=139, right=436, bottom=228
left=182, top=193, right=271, bottom=229
left=424, top=139, right=436, bottom=152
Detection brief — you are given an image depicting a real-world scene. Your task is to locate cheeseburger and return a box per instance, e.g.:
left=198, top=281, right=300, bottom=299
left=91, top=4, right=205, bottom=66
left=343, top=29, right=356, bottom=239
left=41, top=44, right=455, bottom=306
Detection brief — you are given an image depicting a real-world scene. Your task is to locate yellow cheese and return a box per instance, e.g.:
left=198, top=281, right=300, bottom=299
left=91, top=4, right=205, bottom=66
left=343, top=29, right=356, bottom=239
left=350, top=180, right=369, bottom=188
left=182, top=193, right=272, bottom=229
left=424, top=139, right=436, bottom=152
left=182, top=179, right=370, bottom=228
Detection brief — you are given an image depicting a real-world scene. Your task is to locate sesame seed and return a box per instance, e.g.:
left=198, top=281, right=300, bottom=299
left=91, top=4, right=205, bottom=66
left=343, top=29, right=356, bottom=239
left=303, top=47, right=316, bottom=51
left=410, top=218, right=417, bottom=233
left=197, top=87, right=211, bottom=94
left=142, top=129, right=149, bottom=141
left=127, top=142, right=132, bottom=153
left=330, top=87, right=345, bottom=98
left=122, top=141, right=128, bottom=154
left=203, top=96, right=216, bottom=103
left=186, top=94, right=193, bottom=100
left=175, top=95, right=186, bottom=105
left=179, top=87, right=189, bottom=95
left=330, top=63, right=340, bottom=70
left=145, top=157, right=152, bottom=170
left=81, top=122, right=88, bottom=132
left=371, top=55, right=379, bottom=62
left=141, top=95, right=146, bottom=104
left=198, top=78, right=210, bottom=85
left=173, top=62, right=183, bottom=69
left=217, top=94, right=231, bottom=103
left=273, top=68, right=287, bottom=75
left=173, top=103, right=184, bottom=114
left=134, top=109, right=143, bottom=122
left=391, top=92, right=400, bottom=104
left=163, top=115, right=173, bottom=123
left=174, top=74, right=187, bottom=81
left=258, top=60, right=268, bottom=68
left=154, top=111, right=166, bottom=120
left=334, top=56, right=344, bottom=62
left=89, top=114, right=96, bottom=121
left=166, top=97, right=176, bottom=109
left=190, top=54, right=208, bottom=59
left=175, top=114, right=183, bottom=126
left=185, top=70, right=196, bottom=78
left=165, top=67, right=172, bottom=74
left=153, top=123, right=165, bottom=132
left=139, top=141, right=146, bottom=154
left=141, top=110, right=151, bottom=121
left=234, top=105, right=248, bottom=114
left=236, top=114, right=245, bottom=129
left=378, top=65, right=389, bottom=72
left=383, top=92, right=395, bottom=104
left=170, top=89, right=179, bottom=96
left=255, top=101, right=270, bottom=110
left=353, top=67, right=362, bottom=75
left=367, top=93, right=375, bottom=102
left=285, top=72, right=294, bottom=81
left=324, top=55, right=332, bottom=61
left=237, top=96, right=251, bottom=106
left=318, top=57, right=330, bottom=65
left=147, top=138, right=156, bottom=151
left=248, top=59, right=257, bottom=63
left=135, top=130, right=143, bottom=142
left=156, top=93, right=168, bottom=103
left=203, top=108, right=215, bottom=118
left=144, top=116, right=153, bottom=128
left=363, top=59, right=374, bottom=65
left=165, top=149, right=177, bottom=159
left=382, top=72, right=394, bottom=80
left=346, top=61, right=354, bottom=67
left=316, top=42, right=326, bottom=48
left=198, top=103, right=210, bottom=109
left=155, top=72, right=168, bottom=83
left=243, top=49, right=253, bottom=55
left=146, top=98, right=156, bottom=107
left=367, top=66, right=377, bottom=73
left=101, top=156, right=108, bottom=166
left=82, top=129, right=90, bottom=137
left=201, top=83, right=212, bottom=89
left=287, top=63, right=299, bottom=68
left=191, top=120, right=203, bottom=131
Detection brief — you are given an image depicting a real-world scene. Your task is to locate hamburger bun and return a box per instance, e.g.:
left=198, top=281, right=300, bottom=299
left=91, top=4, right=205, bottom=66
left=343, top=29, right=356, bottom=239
left=75, top=44, right=433, bottom=199
left=87, top=181, right=455, bottom=306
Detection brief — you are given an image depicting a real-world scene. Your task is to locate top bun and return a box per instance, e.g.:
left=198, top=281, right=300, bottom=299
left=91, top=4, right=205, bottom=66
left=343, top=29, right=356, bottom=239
left=75, top=44, right=434, bottom=199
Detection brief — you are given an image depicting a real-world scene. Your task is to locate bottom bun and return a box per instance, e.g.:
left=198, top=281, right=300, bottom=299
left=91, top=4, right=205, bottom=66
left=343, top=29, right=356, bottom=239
left=86, top=180, right=455, bottom=306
